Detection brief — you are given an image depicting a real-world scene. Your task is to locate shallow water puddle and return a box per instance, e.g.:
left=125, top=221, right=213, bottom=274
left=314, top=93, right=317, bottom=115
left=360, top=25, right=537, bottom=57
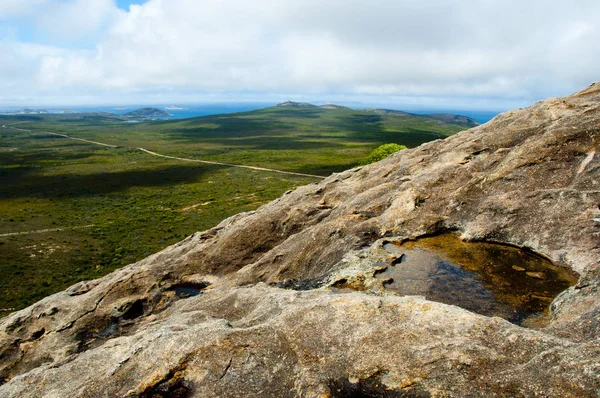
left=169, top=281, right=210, bottom=298
left=378, top=234, right=578, bottom=326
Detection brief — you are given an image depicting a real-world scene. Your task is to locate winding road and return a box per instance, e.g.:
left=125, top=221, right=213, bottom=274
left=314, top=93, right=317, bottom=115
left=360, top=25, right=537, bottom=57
left=136, top=148, right=325, bottom=178
left=2, top=123, right=325, bottom=179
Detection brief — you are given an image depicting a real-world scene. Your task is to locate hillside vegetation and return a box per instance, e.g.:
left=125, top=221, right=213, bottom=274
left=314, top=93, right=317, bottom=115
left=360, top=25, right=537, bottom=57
left=0, top=104, right=473, bottom=313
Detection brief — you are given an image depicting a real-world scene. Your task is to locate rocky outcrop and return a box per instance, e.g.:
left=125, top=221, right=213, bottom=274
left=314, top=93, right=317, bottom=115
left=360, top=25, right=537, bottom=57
left=425, top=113, right=480, bottom=127
left=1, top=83, right=599, bottom=397
left=125, top=107, right=171, bottom=117
left=319, top=104, right=351, bottom=110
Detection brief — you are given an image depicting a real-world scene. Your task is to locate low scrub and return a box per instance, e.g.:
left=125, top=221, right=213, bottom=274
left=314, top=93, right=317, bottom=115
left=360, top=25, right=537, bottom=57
left=361, top=143, right=407, bottom=165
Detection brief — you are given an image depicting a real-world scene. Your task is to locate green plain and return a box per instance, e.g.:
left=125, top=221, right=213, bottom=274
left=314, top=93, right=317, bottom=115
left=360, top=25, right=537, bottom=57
left=0, top=106, right=470, bottom=314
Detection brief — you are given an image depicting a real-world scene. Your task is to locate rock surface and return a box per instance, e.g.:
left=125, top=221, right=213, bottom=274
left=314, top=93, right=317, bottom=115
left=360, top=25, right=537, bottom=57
left=1, top=84, right=599, bottom=397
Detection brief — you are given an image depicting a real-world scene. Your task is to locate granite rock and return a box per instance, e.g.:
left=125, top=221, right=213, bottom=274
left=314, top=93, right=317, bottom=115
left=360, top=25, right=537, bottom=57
left=1, top=83, right=599, bottom=397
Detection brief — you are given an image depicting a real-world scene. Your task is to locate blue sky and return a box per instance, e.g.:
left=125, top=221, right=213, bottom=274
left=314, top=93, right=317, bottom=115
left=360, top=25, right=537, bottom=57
left=0, top=0, right=598, bottom=110
left=115, top=0, right=145, bottom=11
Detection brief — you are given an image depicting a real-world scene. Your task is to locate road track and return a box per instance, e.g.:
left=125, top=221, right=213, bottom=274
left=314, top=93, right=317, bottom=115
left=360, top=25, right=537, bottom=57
left=2, top=124, right=325, bottom=179
left=47, top=132, right=118, bottom=148
left=136, top=148, right=325, bottom=179
left=0, top=224, right=96, bottom=237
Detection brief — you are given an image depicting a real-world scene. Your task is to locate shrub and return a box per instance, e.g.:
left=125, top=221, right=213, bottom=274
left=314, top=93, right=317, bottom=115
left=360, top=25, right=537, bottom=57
left=361, top=143, right=406, bottom=165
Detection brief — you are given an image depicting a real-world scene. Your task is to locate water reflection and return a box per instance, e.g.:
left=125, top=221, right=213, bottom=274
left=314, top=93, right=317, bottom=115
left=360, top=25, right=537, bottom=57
left=377, top=234, right=578, bottom=326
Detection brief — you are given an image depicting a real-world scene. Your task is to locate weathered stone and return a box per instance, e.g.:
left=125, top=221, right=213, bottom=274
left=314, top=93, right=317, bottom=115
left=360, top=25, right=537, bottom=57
left=1, top=83, right=599, bottom=397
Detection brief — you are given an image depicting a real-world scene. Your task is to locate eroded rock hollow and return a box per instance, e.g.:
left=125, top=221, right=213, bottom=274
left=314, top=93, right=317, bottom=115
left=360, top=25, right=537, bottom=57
left=1, top=84, right=599, bottom=397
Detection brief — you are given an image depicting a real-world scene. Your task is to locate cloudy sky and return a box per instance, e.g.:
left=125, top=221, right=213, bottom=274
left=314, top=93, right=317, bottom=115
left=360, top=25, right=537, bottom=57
left=0, top=0, right=598, bottom=110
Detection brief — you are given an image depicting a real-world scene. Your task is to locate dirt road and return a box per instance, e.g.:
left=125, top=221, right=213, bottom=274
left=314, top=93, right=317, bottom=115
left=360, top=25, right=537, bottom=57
left=0, top=224, right=96, bottom=237
left=2, top=124, right=325, bottom=179
left=137, top=148, right=325, bottom=179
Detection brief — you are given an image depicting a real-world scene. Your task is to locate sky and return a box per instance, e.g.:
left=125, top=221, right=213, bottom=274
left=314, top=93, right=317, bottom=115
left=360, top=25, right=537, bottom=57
left=0, top=0, right=598, bottom=110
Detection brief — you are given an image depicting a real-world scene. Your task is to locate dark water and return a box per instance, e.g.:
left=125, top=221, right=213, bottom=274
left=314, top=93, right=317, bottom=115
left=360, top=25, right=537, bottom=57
left=378, top=234, right=578, bottom=326
left=169, top=281, right=210, bottom=298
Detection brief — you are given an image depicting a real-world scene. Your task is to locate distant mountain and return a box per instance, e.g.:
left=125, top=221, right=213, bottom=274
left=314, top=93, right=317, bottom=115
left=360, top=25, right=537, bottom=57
left=125, top=107, right=171, bottom=117
left=364, top=108, right=412, bottom=116
left=319, top=104, right=351, bottom=110
left=275, top=101, right=317, bottom=108
left=275, top=102, right=350, bottom=110
left=426, top=113, right=480, bottom=127
left=272, top=101, right=479, bottom=128
left=364, top=108, right=479, bottom=127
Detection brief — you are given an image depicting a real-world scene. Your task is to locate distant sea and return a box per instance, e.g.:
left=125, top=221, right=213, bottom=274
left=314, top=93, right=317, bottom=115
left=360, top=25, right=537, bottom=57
left=0, top=103, right=276, bottom=120
left=409, top=110, right=501, bottom=125
left=0, top=103, right=502, bottom=124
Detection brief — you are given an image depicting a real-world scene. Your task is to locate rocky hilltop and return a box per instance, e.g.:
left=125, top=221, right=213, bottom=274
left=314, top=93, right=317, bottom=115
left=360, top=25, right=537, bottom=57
left=275, top=100, right=317, bottom=108
left=125, top=107, right=171, bottom=117
left=426, top=113, right=480, bottom=128
left=365, top=108, right=480, bottom=127
left=1, top=84, right=599, bottom=397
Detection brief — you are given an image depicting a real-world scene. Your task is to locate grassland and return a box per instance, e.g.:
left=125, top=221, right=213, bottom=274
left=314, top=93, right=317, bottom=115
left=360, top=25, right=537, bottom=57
left=0, top=105, right=473, bottom=314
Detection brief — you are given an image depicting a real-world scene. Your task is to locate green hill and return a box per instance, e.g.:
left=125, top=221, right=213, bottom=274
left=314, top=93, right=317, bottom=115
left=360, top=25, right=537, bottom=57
left=0, top=103, right=476, bottom=314
left=136, top=102, right=473, bottom=175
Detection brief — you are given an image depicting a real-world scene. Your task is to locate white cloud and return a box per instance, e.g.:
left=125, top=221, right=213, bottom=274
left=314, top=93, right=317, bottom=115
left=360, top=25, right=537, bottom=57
left=0, top=0, right=599, bottom=108
left=0, top=0, right=50, bottom=19
left=34, top=0, right=119, bottom=41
